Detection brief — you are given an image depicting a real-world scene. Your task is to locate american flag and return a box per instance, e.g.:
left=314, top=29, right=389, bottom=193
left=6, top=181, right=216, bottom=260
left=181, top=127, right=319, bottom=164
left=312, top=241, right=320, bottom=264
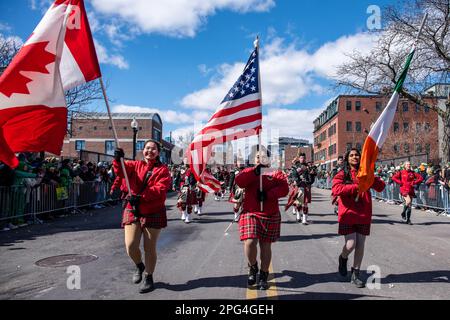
left=187, top=43, right=262, bottom=192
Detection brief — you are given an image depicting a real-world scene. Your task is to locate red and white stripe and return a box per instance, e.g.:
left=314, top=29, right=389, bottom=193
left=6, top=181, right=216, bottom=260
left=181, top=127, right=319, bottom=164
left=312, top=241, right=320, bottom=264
left=187, top=93, right=261, bottom=192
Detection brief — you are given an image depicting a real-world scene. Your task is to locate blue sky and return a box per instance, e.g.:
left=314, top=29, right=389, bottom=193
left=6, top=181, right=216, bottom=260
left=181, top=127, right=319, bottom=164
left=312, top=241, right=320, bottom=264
left=0, top=0, right=397, bottom=143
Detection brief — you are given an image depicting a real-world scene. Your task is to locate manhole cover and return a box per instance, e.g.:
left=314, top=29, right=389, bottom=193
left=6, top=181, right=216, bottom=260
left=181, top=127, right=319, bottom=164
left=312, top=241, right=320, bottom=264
left=35, top=254, right=98, bottom=268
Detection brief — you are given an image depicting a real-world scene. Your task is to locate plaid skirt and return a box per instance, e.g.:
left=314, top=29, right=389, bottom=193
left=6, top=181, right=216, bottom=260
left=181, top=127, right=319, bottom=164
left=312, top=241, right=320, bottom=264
left=239, top=212, right=281, bottom=243
left=338, top=223, right=371, bottom=236
left=121, top=208, right=167, bottom=229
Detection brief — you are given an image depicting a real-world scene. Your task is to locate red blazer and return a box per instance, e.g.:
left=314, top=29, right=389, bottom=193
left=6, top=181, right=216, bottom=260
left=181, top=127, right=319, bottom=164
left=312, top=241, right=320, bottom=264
left=113, top=159, right=172, bottom=216
left=392, top=170, right=423, bottom=196
left=332, top=169, right=385, bottom=225
left=235, top=167, right=289, bottom=216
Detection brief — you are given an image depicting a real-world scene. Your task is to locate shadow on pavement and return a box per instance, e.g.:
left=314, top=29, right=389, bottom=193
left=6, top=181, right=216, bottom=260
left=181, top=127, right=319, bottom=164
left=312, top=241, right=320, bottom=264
left=278, top=233, right=338, bottom=242
left=382, top=270, right=450, bottom=284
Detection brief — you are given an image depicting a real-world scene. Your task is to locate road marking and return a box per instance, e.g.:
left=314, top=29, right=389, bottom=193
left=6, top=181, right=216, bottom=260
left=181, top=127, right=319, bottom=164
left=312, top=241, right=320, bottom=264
left=246, top=283, right=258, bottom=300
left=266, top=262, right=279, bottom=299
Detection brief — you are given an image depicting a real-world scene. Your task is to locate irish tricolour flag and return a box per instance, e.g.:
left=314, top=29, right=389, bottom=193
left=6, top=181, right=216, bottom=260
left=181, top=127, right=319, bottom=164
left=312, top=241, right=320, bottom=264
left=357, top=49, right=415, bottom=193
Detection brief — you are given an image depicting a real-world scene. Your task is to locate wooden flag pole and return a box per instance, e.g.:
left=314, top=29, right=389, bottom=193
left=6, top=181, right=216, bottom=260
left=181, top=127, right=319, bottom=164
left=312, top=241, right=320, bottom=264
left=99, top=77, right=132, bottom=197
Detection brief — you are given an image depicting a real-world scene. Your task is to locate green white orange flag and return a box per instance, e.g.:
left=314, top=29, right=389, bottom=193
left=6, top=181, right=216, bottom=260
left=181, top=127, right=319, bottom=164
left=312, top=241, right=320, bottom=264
left=357, top=50, right=416, bottom=193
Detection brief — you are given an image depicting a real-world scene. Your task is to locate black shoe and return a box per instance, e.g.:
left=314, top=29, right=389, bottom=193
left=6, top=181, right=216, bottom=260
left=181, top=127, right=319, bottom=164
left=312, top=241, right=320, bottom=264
left=407, top=219, right=413, bottom=225
left=338, top=255, right=348, bottom=277
left=401, top=212, right=406, bottom=221
left=350, top=267, right=365, bottom=288
left=139, top=274, right=154, bottom=293
left=247, top=263, right=258, bottom=286
left=258, top=271, right=269, bottom=290
left=133, top=263, right=145, bottom=284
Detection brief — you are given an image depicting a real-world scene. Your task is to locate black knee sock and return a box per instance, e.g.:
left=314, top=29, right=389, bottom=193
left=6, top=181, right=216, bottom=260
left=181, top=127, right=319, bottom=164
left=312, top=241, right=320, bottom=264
left=136, top=262, right=145, bottom=271
left=406, top=206, right=412, bottom=220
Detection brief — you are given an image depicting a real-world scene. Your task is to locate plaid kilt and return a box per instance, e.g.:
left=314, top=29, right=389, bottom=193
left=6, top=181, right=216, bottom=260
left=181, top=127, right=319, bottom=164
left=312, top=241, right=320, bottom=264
left=303, top=186, right=311, bottom=204
left=338, top=223, right=371, bottom=236
left=239, top=212, right=281, bottom=243
left=121, top=208, right=167, bottom=229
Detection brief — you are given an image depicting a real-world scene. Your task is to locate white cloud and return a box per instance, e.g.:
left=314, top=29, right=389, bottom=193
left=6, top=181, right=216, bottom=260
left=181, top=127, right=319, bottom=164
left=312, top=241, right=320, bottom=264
left=112, top=104, right=210, bottom=124
left=181, top=32, right=377, bottom=110
left=91, top=0, right=275, bottom=37
left=93, top=40, right=129, bottom=69
left=263, top=108, right=323, bottom=142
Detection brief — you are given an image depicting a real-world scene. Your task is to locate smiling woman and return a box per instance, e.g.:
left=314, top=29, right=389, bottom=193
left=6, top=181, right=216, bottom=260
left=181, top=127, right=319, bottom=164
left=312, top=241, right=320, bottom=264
left=111, top=140, right=172, bottom=294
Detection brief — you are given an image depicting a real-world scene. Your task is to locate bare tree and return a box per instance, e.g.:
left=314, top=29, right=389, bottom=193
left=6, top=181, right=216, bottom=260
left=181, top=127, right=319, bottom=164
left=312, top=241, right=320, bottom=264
left=335, top=0, right=450, bottom=163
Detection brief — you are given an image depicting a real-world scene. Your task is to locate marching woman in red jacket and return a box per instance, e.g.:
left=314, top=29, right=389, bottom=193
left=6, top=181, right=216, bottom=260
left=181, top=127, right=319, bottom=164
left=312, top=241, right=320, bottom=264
left=392, top=161, right=423, bottom=224
left=113, top=139, right=171, bottom=294
left=235, top=147, right=289, bottom=290
left=332, top=148, right=385, bottom=288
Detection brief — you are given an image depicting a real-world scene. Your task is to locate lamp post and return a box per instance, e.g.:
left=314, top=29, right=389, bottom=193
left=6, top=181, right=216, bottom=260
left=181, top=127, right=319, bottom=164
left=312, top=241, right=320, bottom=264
left=131, top=117, right=138, bottom=160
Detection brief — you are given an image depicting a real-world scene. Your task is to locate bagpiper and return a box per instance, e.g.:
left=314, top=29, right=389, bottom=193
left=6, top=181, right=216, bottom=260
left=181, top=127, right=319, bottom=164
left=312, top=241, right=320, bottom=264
left=177, top=164, right=197, bottom=224
left=286, top=153, right=313, bottom=225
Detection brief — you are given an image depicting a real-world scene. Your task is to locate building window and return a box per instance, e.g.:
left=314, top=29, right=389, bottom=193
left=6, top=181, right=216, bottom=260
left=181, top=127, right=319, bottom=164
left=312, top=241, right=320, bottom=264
left=355, top=121, right=362, bottom=132
left=424, top=122, right=431, bottom=132
left=346, top=101, right=352, bottom=111
left=424, top=104, right=430, bottom=113
left=416, top=144, right=422, bottom=153
left=416, top=123, right=422, bottom=132
left=376, top=101, right=382, bottom=112
left=355, top=101, right=361, bottom=111
left=393, top=144, right=400, bottom=154
left=355, top=142, right=362, bottom=151
left=78, top=126, right=83, bottom=130
left=402, top=102, right=409, bottom=112
left=105, top=140, right=116, bottom=155
left=136, top=140, right=145, bottom=151
left=346, top=143, right=352, bottom=152
left=393, top=122, right=399, bottom=133
left=123, top=127, right=127, bottom=130
left=346, top=121, right=352, bottom=132
left=415, top=104, right=421, bottom=113
left=75, top=140, right=85, bottom=151
left=93, top=126, right=97, bottom=130
left=425, top=144, right=431, bottom=153
left=403, top=143, right=410, bottom=154
left=403, top=122, right=409, bottom=132
left=152, top=128, right=161, bottom=141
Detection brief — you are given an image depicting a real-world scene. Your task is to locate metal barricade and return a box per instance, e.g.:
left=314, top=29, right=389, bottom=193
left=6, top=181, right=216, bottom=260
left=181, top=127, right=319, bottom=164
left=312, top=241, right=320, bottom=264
left=0, top=181, right=119, bottom=224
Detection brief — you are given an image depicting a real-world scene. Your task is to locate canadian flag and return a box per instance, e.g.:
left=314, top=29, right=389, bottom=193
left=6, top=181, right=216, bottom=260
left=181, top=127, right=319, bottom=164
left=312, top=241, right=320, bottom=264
left=0, top=0, right=100, bottom=168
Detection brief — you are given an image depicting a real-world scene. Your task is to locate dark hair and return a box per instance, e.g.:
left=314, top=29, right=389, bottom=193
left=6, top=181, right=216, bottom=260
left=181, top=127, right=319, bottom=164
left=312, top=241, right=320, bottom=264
left=299, top=153, right=306, bottom=158
left=343, top=148, right=361, bottom=183
left=144, top=139, right=162, bottom=152
left=338, top=155, right=344, bottom=161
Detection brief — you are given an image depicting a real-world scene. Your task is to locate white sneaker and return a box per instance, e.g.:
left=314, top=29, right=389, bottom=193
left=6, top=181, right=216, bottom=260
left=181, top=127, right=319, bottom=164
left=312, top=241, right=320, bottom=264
left=181, top=211, right=186, bottom=221
left=1, top=227, right=10, bottom=232
left=302, top=214, right=309, bottom=225
left=197, top=207, right=202, bottom=216
left=193, top=205, right=198, bottom=213
left=399, top=204, right=404, bottom=206
left=426, top=209, right=434, bottom=213
left=7, top=223, right=18, bottom=230
left=214, top=197, right=219, bottom=201
left=185, top=214, right=191, bottom=223
left=296, top=212, right=301, bottom=222
left=292, top=207, right=297, bottom=215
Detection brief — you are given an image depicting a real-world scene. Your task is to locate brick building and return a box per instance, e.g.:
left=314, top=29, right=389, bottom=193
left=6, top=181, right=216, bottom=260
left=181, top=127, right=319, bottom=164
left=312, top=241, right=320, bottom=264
left=313, top=95, right=439, bottom=170
left=278, top=136, right=313, bottom=169
left=62, top=112, right=174, bottom=163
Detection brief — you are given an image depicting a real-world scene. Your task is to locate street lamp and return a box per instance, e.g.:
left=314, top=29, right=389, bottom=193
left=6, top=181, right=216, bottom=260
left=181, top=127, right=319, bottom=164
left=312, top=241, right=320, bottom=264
left=131, top=117, right=138, bottom=160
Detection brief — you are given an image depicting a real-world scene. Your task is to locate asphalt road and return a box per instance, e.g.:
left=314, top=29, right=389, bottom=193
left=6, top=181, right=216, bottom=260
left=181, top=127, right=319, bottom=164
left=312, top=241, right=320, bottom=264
left=0, top=188, right=449, bottom=300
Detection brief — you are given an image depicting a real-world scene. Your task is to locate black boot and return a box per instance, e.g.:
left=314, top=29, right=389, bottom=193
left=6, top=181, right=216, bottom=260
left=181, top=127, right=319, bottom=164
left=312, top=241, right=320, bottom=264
left=258, top=270, right=269, bottom=290
left=401, top=205, right=407, bottom=221
left=338, top=254, right=348, bottom=277
left=139, top=274, right=155, bottom=293
left=133, top=262, right=145, bottom=284
left=350, top=267, right=365, bottom=288
left=406, top=207, right=412, bottom=225
left=247, top=263, right=259, bottom=286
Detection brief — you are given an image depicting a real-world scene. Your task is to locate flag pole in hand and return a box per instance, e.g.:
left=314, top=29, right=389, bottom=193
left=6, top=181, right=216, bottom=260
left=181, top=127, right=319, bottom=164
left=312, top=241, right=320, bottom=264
left=254, top=36, right=264, bottom=212
left=99, top=77, right=132, bottom=197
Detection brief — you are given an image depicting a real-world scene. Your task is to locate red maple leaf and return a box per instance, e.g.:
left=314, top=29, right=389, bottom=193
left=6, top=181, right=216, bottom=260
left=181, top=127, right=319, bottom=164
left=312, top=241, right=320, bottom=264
left=0, top=41, right=56, bottom=98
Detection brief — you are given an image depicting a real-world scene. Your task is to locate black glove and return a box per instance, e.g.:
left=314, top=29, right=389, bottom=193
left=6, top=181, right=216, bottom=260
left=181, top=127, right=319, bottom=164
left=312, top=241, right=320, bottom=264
left=127, top=194, right=141, bottom=207
left=257, top=190, right=267, bottom=202
left=254, top=164, right=268, bottom=176
left=114, top=148, right=125, bottom=161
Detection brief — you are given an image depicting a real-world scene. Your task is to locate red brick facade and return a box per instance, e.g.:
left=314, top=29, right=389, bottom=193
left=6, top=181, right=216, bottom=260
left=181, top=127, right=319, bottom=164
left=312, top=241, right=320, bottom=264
left=62, top=113, right=172, bottom=162
left=313, top=95, right=439, bottom=169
